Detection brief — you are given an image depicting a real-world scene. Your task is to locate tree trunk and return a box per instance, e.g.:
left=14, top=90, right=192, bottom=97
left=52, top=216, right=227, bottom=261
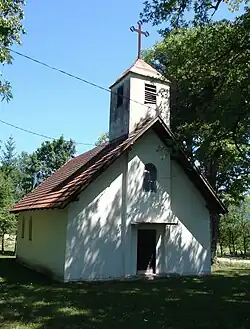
left=232, top=234, right=236, bottom=255
left=228, top=230, right=232, bottom=254
left=243, top=236, right=247, bottom=257
left=207, top=160, right=219, bottom=264
left=211, top=213, right=219, bottom=263
left=14, top=234, right=17, bottom=256
left=1, top=234, right=4, bottom=254
left=219, top=243, right=223, bottom=256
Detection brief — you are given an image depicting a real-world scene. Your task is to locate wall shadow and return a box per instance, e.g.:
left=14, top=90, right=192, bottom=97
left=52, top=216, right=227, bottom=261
left=125, top=131, right=210, bottom=275
left=65, top=156, right=125, bottom=281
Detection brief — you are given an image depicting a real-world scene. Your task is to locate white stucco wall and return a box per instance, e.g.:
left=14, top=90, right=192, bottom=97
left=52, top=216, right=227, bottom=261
left=166, top=161, right=211, bottom=275
left=16, top=209, right=68, bottom=280
left=126, top=129, right=211, bottom=276
left=65, top=128, right=211, bottom=280
left=65, top=156, right=126, bottom=281
left=125, top=130, right=172, bottom=276
left=127, top=130, right=172, bottom=224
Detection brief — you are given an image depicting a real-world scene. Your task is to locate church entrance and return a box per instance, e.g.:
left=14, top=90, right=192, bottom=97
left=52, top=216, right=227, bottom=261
left=137, top=229, right=156, bottom=274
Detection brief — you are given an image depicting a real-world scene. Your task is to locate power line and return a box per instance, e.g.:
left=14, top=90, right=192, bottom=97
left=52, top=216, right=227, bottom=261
left=9, top=49, right=110, bottom=92
left=9, top=48, right=153, bottom=109
left=0, top=119, right=94, bottom=146
left=5, top=48, right=170, bottom=145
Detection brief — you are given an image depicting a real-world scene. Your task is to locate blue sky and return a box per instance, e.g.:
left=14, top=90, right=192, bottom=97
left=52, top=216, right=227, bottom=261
left=0, top=1, right=243, bottom=155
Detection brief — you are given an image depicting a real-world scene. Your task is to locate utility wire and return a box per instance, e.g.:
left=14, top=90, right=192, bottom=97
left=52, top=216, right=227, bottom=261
left=9, top=48, right=153, bottom=108
left=0, top=119, right=94, bottom=146
left=4, top=48, right=170, bottom=144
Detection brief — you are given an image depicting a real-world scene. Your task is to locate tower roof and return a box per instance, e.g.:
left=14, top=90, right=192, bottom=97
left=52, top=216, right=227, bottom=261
left=110, top=58, right=170, bottom=88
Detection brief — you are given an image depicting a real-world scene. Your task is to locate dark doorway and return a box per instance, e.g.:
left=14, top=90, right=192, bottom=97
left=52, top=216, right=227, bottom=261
left=137, top=229, right=156, bottom=273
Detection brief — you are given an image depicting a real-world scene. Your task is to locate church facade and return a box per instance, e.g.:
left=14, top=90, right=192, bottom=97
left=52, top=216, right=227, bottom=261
left=12, top=57, right=226, bottom=281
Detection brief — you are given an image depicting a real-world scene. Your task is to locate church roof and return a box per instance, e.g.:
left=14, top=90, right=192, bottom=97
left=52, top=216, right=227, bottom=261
left=12, top=117, right=226, bottom=214
left=109, top=58, right=170, bottom=88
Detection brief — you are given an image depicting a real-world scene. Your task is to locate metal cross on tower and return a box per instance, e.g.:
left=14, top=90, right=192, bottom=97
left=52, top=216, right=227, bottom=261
left=130, top=20, right=149, bottom=59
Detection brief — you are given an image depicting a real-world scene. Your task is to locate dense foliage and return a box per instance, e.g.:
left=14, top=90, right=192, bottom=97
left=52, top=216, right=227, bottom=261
left=95, top=132, right=109, bottom=146
left=143, top=11, right=250, bottom=202
left=0, top=136, right=76, bottom=252
left=0, top=0, right=25, bottom=101
left=0, top=169, right=15, bottom=253
left=141, top=0, right=249, bottom=29
left=219, top=197, right=250, bottom=256
left=141, top=0, right=249, bottom=260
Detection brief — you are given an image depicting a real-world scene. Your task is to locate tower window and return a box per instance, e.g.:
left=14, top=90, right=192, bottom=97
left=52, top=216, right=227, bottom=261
left=117, top=85, right=124, bottom=108
left=143, top=163, right=157, bottom=192
left=145, top=84, right=156, bottom=104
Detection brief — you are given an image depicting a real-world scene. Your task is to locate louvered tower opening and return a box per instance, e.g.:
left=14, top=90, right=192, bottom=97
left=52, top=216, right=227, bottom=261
left=145, top=83, right=157, bottom=104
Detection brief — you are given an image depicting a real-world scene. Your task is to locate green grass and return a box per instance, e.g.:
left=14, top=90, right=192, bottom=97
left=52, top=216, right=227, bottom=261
left=0, top=257, right=250, bottom=329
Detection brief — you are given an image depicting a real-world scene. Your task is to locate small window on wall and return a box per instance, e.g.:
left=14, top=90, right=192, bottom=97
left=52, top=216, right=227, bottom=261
left=29, top=217, right=33, bottom=241
left=21, top=217, right=25, bottom=238
left=143, top=163, right=157, bottom=192
left=145, top=83, right=156, bottom=104
left=117, top=85, right=124, bottom=108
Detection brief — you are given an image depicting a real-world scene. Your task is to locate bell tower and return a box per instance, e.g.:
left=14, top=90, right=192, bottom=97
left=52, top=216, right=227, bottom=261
left=109, top=22, right=170, bottom=141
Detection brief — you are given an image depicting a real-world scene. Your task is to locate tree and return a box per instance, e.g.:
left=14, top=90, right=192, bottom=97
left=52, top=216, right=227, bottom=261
left=16, top=151, right=37, bottom=196
left=0, top=136, right=26, bottom=201
left=19, top=136, right=76, bottom=193
left=0, top=170, right=16, bottom=253
left=141, top=0, right=248, bottom=30
left=142, top=10, right=250, bottom=260
left=219, top=196, right=250, bottom=256
left=1, top=136, right=17, bottom=174
left=143, top=14, right=250, bottom=199
left=95, top=132, right=109, bottom=146
left=0, top=0, right=25, bottom=101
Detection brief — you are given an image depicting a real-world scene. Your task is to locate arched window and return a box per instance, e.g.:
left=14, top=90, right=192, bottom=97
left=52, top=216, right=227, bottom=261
left=143, top=163, right=157, bottom=192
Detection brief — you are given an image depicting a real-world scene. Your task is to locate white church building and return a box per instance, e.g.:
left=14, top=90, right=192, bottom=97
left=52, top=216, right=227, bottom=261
left=12, top=57, right=226, bottom=282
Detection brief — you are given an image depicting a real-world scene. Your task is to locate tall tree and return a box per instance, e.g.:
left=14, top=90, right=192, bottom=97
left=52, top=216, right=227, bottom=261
left=0, top=0, right=25, bottom=101
left=143, top=14, right=250, bottom=198
left=0, top=136, right=25, bottom=201
left=0, top=170, right=15, bottom=253
left=95, top=132, right=109, bottom=146
left=1, top=136, right=17, bottom=175
left=219, top=196, right=250, bottom=256
left=16, top=151, right=36, bottom=196
left=142, top=10, right=250, bottom=260
left=141, top=0, right=248, bottom=29
left=18, top=136, right=76, bottom=193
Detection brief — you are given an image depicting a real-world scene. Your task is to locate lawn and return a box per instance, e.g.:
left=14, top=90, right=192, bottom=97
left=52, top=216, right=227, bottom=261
left=0, top=257, right=249, bottom=329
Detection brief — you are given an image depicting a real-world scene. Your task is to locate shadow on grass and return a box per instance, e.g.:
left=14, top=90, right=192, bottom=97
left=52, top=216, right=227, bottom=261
left=0, top=257, right=250, bottom=329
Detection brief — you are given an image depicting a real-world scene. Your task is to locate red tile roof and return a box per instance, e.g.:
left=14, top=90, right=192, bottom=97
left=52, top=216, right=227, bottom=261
left=11, top=142, right=108, bottom=212
left=11, top=129, right=134, bottom=212
left=11, top=118, right=226, bottom=214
